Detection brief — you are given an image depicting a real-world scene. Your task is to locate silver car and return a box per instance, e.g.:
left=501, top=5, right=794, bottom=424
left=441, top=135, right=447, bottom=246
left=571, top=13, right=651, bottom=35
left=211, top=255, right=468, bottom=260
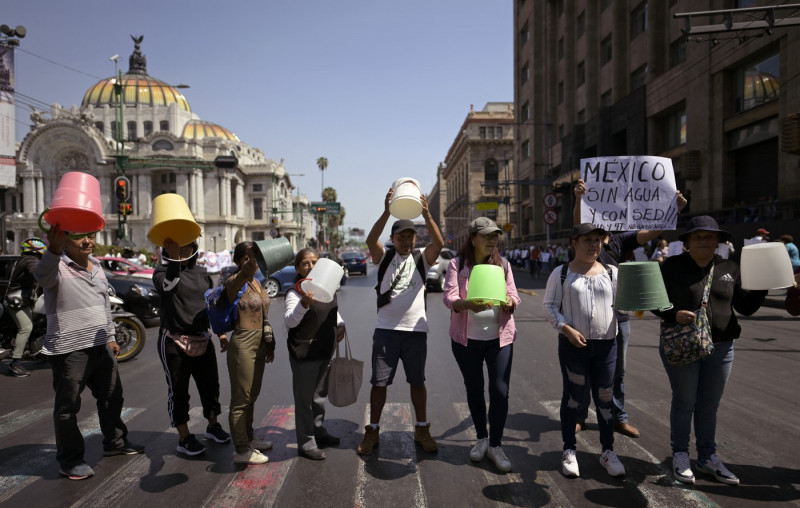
left=425, top=248, right=456, bottom=292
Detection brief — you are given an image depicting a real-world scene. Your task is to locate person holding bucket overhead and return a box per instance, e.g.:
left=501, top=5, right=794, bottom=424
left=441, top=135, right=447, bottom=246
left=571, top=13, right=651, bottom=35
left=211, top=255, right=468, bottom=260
left=542, top=224, right=624, bottom=479
left=652, top=216, right=766, bottom=486
left=223, top=241, right=276, bottom=465
left=442, top=217, right=520, bottom=472
left=358, top=185, right=444, bottom=456
left=153, top=238, right=231, bottom=458
left=283, top=248, right=346, bottom=460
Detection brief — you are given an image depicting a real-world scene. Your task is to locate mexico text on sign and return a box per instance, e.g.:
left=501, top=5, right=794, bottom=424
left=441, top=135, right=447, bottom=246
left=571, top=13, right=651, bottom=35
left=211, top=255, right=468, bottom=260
left=579, top=155, right=679, bottom=231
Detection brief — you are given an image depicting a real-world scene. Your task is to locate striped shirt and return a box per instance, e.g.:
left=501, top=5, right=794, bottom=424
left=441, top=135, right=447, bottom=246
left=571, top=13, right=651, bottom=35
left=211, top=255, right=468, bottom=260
left=542, top=263, right=617, bottom=341
left=34, top=250, right=115, bottom=355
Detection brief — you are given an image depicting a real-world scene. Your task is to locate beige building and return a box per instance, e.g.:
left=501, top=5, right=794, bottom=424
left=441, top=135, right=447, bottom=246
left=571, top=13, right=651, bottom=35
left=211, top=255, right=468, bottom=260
left=436, top=103, right=515, bottom=250
left=514, top=0, right=800, bottom=245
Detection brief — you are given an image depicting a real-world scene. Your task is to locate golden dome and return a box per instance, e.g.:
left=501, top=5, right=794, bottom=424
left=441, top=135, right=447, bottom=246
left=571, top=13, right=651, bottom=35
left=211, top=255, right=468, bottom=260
left=81, top=74, right=191, bottom=112
left=182, top=120, right=239, bottom=142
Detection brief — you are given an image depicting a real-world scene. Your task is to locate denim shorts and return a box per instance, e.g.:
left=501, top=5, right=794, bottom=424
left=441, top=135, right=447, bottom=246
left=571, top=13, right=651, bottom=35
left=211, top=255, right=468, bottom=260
left=370, top=328, right=427, bottom=387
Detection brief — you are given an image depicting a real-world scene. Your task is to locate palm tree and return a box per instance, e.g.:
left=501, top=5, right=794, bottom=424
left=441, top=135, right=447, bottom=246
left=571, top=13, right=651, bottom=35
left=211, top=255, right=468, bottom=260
left=316, top=157, right=328, bottom=198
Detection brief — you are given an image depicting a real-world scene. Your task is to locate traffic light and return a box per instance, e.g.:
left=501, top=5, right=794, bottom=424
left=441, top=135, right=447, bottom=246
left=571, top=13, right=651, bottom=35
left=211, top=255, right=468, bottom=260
left=315, top=206, right=327, bottom=213
left=117, top=203, right=133, bottom=216
left=115, top=176, right=131, bottom=202
left=271, top=217, right=278, bottom=225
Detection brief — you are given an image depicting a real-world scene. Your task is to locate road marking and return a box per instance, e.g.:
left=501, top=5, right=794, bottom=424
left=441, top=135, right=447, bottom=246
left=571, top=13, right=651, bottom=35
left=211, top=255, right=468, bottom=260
left=0, top=408, right=51, bottom=440
left=203, top=405, right=296, bottom=508
left=539, top=400, right=714, bottom=508
left=354, top=403, right=427, bottom=508
left=0, top=407, right=144, bottom=504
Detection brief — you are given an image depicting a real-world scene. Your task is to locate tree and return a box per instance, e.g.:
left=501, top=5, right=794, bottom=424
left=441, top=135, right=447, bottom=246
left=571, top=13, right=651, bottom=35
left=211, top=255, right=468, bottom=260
left=316, top=157, right=328, bottom=197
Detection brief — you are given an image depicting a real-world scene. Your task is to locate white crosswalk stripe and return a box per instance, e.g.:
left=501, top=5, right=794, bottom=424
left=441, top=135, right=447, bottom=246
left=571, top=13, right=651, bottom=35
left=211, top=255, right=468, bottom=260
left=0, top=408, right=51, bottom=441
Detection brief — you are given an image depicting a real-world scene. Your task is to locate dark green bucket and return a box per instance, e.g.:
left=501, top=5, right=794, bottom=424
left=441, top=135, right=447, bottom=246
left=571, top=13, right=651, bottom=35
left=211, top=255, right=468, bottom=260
left=615, top=262, right=673, bottom=311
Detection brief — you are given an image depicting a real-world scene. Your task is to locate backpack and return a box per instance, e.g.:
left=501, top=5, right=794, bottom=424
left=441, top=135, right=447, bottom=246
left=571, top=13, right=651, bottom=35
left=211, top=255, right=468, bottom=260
left=375, top=247, right=427, bottom=309
left=204, top=282, right=248, bottom=335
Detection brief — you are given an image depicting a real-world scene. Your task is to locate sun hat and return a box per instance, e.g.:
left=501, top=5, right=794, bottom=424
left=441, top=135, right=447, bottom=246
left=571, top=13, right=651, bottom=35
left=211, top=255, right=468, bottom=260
left=679, top=215, right=731, bottom=242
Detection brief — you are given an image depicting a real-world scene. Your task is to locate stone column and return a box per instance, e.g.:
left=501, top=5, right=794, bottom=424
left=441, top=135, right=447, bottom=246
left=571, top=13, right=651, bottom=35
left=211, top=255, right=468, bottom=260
left=36, top=176, right=45, bottom=213
left=195, top=170, right=205, bottom=220
left=22, top=176, right=35, bottom=217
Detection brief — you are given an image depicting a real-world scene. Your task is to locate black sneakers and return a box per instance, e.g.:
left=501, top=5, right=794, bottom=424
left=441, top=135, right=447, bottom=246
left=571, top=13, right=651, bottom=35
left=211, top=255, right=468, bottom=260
left=9, top=361, right=30, bottom=378
left=204, top=423, right=231, bottom=443
left=177, top=434, right=206, bottom=456
left=103, top=440, right=145, bottom=456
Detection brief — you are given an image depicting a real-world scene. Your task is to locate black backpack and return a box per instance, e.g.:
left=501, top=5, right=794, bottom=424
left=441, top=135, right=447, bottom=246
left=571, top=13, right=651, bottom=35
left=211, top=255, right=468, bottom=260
left=375, top=247, right=427, bottom=309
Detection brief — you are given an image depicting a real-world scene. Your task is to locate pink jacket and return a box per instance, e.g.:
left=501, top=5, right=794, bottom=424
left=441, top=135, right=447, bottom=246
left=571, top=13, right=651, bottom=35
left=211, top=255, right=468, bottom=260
left=442, top=257, right=521, bottom=347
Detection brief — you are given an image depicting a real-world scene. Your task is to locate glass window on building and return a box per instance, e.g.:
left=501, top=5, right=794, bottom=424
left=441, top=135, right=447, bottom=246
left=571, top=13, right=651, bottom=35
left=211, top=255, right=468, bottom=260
left=734, top=53, right=779, bottom=113
left=522, top=140, right=530, bottom=159
left=159, top=120, right=169, bottom=132
left=252, top=231, right=265, bottom=241
left=601, top=35, right=613, bottom=65
left=601, top=90, right=613, bottom=107
left=521, top=64, right=530, bottom=84
left=253, top=183, right=263, bottom=192
left=558, top=124, right=565, bottom=139
left=144, top=121, right=153, bottom=137
left=522, top=101, right=530, bottom=122
left=519, top=24, right=529, bottom=45
left=253, top=198, right=263, bottom=220
left=169, top=173, right=176, bottom=184
left=111, top=121, right=119, bottom=140
left=496, top=126, right=503, bottom=138
left=670, top=36, right=687, bottom=67
left=488, top=127, right=495, bottom=139
left=631, top=1, right=648, bottom=40
left=94, top=121, right=104, bottom=134
left=480, top=127, right=487, bottom=139
left=127, top=121, right=137, bottom=139
left=578, top=109, right=586, bottom=124
left=663, top=106, right=687, bottom=149
left=484, top=159, right=499, bottom=194
left=577, top=61, right=586, bottom=87
left=631, top=64, right=648, bottom=89
left=577, top=11, right=586, bottom=38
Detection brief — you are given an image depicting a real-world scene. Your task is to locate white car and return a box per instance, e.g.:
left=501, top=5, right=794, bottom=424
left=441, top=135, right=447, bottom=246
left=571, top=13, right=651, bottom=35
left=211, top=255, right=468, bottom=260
left=424, top=248, right=456, bottom=292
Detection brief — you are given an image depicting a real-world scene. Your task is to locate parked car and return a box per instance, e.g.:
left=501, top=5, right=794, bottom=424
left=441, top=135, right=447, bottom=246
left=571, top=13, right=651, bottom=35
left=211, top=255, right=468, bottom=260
left=425, top=248, right=456, bottom=292
left=262, top=255, right=348, bottom=298
left=104, top=271, right=161, bottom=324
left=97, top=256, right=154, bottom=279
left=319, top=251, right=350, bottom=279
left=341, top=251, right=368, bottom=276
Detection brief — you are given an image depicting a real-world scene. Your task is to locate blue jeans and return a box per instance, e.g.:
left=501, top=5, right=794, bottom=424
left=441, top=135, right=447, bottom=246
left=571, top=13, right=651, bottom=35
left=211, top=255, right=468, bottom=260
left=559, top=336, right=617, bottom=451
left=577, top=320, right=630, bottom=423
left=451, top=339, right=512, bottom=447
left=660, top=340, right=734, bottom=458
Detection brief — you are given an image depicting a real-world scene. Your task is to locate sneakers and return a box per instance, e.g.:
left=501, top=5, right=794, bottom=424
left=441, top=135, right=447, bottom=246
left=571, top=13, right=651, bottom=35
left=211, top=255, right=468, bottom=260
left=299, top=447, right=326, bottom=460
left=614, top=421, right=640, bottom=438
left=357, top=425, right=380, bottom=455
left=673, top=452, right=695, bottom=484
left=234, top=448, right=269, bottom=464
left=177, top=434, right=206, bottom=456
left=562, top=449, right=580, bottom=478
left=469, top=438, right=489, bottom=462
left=487, top=446, right=512, bottom=472
left=250, top=438, right=273, bottom=451
left=697, top=454, right=739, bottom=485
left=103, top=440, right=145, bottom=456
left=599, top=450, right=626, bottom=477
left=204, top=423, right=231, bottom=443
left=60, top=463, right=94, bottom=480
left=575, top=419, right=585, bottom=434
left=413, top=423, right=438, bottom=452
left=9, top=361, right=30, bottom=378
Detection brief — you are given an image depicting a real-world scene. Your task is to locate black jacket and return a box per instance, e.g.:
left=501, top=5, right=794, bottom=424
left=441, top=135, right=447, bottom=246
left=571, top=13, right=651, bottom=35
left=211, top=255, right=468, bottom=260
left=153, top=256, right=213, bottom=335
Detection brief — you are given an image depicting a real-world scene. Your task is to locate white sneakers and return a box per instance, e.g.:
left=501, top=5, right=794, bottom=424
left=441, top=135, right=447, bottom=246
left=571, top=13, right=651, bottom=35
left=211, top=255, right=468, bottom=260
left=234, top=448, right=269, bottom=465
left=487, top=446, right=512, bottom=472
left=599, top=450, right=626, bottom=477
left=673, top=452, right=695, bottom=484
left=562, top=449, right=580, bottom=477
left=562, top=449, right=625, bottom=478
left=470, top=438, right=489, bottom=462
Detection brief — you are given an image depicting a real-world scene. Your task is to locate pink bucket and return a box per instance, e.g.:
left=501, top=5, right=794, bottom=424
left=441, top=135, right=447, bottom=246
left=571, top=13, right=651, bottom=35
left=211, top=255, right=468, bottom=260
left=41, top=172, right=106, bottom=234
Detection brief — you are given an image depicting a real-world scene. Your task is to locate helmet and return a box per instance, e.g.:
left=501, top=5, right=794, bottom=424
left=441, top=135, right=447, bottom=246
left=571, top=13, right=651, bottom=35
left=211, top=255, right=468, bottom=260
left=21, top=237, right=46, bottom=255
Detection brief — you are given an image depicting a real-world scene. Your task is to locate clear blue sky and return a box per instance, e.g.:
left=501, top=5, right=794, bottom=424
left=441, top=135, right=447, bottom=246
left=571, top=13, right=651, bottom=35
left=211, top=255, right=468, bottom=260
left=4, top=0, right=512, bottom=242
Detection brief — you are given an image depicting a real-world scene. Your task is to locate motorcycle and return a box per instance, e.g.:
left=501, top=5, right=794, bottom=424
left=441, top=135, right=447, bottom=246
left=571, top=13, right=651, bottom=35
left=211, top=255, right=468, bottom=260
left=0, top=288, right=146, bottom=363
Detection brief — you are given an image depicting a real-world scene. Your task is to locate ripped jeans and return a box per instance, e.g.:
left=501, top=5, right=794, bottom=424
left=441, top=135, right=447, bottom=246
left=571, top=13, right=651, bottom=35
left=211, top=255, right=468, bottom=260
left=558, top=335, right=617, bottom=451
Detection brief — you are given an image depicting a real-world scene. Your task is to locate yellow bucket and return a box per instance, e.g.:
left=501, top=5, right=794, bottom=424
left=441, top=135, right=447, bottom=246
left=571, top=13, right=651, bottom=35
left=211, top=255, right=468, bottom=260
left=148, top=194, right=201, bottom=247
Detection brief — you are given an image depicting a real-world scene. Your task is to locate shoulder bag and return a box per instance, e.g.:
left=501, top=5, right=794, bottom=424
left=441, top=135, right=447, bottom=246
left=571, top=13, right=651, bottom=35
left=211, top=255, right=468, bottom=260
left=327, top=331, right=363, bottom=407
left=659, top=265, right=715, bottom=366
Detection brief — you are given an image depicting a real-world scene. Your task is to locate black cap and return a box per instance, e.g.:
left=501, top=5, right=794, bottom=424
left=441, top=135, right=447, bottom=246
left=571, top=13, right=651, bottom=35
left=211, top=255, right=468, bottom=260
left=469, top=217, right=503, bottom=235
left=571, top=223, right=608, bottom=239
left=391, top=219, right=416, bottom=235
left=679, top=215, right=731, bottom=242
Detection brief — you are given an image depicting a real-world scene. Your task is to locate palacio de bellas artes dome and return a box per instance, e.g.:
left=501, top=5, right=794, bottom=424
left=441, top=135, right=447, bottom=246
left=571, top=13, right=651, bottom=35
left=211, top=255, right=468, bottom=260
left=5, top=36, right=312, bottom=259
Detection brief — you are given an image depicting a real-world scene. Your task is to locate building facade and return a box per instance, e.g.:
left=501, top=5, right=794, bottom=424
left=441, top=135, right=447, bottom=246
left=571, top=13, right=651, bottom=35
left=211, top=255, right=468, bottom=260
left=514, top=0, right=800, bottom=245
left=1, top=39, right=314, bottom=255
left=438, top=103, right=515, bottom=250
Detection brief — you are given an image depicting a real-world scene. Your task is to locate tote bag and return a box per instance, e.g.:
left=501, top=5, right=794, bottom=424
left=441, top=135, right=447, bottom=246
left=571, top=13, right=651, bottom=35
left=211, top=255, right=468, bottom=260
left=328, top=332, right=363, bottom=407
left=659, top=265, right=715, bottom=366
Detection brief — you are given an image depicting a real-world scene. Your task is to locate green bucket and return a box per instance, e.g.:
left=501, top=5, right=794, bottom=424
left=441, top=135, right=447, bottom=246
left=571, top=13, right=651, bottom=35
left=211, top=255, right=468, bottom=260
left=466, top=264, right=507, bottom=305
left=253, top=237, right=294, bottom=276
left=615, top=262, right=673, bottom=311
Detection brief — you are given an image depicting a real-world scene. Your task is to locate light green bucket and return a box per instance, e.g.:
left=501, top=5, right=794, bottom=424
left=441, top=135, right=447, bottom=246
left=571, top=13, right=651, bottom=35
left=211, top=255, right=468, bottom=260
left=466, top=264, right=507, bottom=305
left=615, top=262, right=673, bottom=311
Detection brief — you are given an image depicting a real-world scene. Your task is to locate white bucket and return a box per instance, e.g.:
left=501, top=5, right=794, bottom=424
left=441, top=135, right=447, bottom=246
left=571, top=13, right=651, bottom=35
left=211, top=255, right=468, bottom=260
left=740, top=242, right=795, bottom=290
left=298, top=258, right=344, bottom=303
left=389, top=178, right=423, bottom=220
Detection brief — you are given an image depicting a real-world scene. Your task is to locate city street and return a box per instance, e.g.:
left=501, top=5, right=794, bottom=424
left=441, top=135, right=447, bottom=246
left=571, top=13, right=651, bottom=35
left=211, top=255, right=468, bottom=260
left=1, top=267, right=798, bottom=507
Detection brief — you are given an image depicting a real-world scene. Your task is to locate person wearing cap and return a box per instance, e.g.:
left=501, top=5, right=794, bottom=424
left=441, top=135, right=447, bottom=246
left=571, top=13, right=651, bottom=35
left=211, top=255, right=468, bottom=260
left=154, top=239, right=231, bottom=460
left=5, top=237, right=46, bottom=377
left=745, top=228, right=770, bottom=246
left=543, top=223, right=625, bottom=478
left=572, top=178, right=688, bottom=439
left=443, top=217, right=520, bottom=472
left=358, top=188, right=443, bottom=456
left=653, top=216, right=766, bottom=486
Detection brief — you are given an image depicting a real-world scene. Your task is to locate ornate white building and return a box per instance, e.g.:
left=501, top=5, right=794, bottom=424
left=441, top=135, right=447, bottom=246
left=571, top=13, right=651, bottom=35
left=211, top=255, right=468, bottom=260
left=2, top=37, right=314, bottom=255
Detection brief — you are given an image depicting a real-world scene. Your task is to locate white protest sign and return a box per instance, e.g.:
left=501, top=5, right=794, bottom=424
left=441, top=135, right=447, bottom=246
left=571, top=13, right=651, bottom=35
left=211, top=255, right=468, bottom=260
left=580, top=156, right=680, bottom=231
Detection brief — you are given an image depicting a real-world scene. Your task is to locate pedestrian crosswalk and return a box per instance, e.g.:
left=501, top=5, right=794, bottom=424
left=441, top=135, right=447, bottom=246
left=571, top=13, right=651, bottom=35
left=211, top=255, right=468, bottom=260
left=0, top=400, right=731, bottom=507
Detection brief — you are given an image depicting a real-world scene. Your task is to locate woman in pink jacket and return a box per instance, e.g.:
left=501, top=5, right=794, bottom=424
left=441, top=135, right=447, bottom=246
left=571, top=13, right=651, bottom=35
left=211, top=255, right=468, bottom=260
left=443, top=217, right=520, bottom=473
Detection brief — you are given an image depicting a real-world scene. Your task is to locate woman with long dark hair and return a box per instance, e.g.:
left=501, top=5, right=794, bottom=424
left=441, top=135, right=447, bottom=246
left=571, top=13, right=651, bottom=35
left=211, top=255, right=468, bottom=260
left=283, top=248, right=346, bottom=460
left=442, top=217, right=520, bottom=472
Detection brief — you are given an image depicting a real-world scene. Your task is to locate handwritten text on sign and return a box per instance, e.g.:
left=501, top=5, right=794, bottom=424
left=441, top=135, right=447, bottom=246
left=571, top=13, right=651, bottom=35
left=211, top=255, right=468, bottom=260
left=580, top=156, right=679, bottom=231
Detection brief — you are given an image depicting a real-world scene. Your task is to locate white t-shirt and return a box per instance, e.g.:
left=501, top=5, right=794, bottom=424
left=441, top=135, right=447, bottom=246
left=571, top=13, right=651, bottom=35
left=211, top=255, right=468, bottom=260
left=375, top=250, right=431, bottom=332
left=467, top=307, right=501, bottom=340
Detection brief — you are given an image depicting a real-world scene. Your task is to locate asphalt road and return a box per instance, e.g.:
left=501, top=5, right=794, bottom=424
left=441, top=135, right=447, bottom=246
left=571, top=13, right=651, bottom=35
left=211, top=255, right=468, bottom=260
left=1, top=265, right=798, bottom=507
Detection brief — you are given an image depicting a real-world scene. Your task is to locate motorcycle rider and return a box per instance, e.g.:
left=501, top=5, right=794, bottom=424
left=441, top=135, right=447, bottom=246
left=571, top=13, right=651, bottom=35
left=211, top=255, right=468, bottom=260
left=5, top=238, right=46, bottom=377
